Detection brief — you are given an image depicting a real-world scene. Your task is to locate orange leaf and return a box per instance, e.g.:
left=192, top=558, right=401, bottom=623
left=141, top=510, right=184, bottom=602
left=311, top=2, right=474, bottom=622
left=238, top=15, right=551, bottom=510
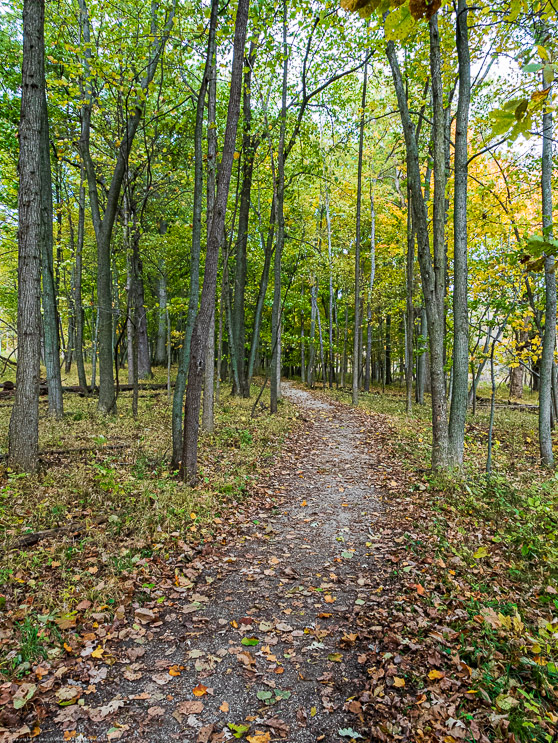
left=416, top=584, right=425, bottom=595
left=169, top=665, right=181, bottom=677
left=219, top=701, right=229, bottom=712
left=192, top=684, right=208, bottom=697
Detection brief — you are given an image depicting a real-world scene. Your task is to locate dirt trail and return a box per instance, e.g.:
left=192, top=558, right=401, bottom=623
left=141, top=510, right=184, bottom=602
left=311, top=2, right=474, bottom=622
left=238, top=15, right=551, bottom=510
left=47, top=384, right=389, bottom=742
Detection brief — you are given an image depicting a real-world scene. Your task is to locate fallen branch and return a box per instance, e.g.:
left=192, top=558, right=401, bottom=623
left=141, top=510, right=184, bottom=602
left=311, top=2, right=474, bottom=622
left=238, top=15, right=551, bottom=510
left=7, top=515, right=108, bottom=550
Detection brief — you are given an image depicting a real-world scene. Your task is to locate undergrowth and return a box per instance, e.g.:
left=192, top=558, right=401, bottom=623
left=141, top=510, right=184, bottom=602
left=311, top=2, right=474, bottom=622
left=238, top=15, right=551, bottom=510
left=0, top=370, right=294, bottom=676
left=320, top=381, right=558, bottom=741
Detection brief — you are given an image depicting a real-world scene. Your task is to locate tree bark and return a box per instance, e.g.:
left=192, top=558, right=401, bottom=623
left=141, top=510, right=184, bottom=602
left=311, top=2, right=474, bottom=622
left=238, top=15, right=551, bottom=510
left=270, top=0, right=288, bottom=414
left=202, top=29, right=218, bottom=433
left=387, top=16, right=449, bottom=469
left=171, top=0, right=217, bottom=467
left=352, top=61, right=367, bottom=406
left=9, top=0, right=45, bottom=472
left=539, top=72, right=555, bottom=467
left=40, top=90, right=64, bottom=418
left=233, top=42, right=258, bottom=398
left=181, top=0, right=249, bottom=482
left=448, top=0, right=470, bottom=465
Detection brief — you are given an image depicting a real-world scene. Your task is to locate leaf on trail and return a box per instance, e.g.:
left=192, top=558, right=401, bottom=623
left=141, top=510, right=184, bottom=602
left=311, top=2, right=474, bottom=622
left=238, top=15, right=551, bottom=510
left=13, top=683, right=37, bottom=710
left=310, top=706, right=317, bottom=717
left=428, top=669, right=444, bottom=680
left=147, top=706, right=165, bottom=717
left=197, top=725, right=214, bottom=743
left=89, top=699, right=125, bottom=722
left=228, top=723, right=250, bottom=738
left=192, top=684, right=208, bottom=697
left=393, top=677, right=405, bottom=687
left=473, top=546, right=489, bottom=559
left=257, top=690, right=273, bottom=701
left=177, top=700, right=204, bottom=714
left=338, top=729, right=363, bottom=740
left=91, top=646, right=104, bottom=658
left=168, top=665, right=181, bottom=677
left=135, top=608, right=156, bottom=623
left=328, top=653, right=342, bottom=662
left=324, top=595, right=335, bottom=604
left=354, top=599, right=365, bottom=606
left=241, top=637, right=259, bottom=646
left=247, top=733, right=271, bottom=743
left=341, top=551, right=354, bottom=559
left=415, top=584, right=425, bottom=595
left=219, top=701, right=229, bottom=712
left=56, top=686, right=81, bottom=705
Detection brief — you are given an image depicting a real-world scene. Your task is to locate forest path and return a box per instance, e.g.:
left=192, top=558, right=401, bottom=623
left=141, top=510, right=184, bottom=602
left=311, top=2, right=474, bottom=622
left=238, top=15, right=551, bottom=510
left=54, top=383, right=393, bottom=743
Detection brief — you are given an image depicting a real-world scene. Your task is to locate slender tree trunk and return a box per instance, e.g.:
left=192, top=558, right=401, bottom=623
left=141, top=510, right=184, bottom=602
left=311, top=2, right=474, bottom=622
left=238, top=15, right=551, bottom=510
left=233, top=42, right=258, bottom=398
left=387, top=16, right=449, bottom=468
left=247, top=209, right=274, bottom=385
left=341, top=305, right=348, bottom=388
left=40, top=88, right=63, bottom=417
left=270, top=0, right=288, bottom=414
left=155, top=261, right=168, bottom=366
left=352, top=61, right=367, bottom=406
left=9, top=0, right=45, bottom=471
left=323, top=173, right=335, bottom=388
left=315, top=288, right=327, bottom=385
left=202, top=32, right=218, bottom=432
left=300, top=289, right=306, bottom=384
left=448, top=0, right=470, bottom=465
left=308, top=283, right=317, bottom=388
left=539, top=72, right=555, bottom=467
left=416, top=307, right=427, bottom=404
left=181, top=0, right=249, bottom=481
left=405, top=186, right=414, bottom=413
left=74, top=162, right=88, bottom=390
left=171, top=0, right=217, bottom=467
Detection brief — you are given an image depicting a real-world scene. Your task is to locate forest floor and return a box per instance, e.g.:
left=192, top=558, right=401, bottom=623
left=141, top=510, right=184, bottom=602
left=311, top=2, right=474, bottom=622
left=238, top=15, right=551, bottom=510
left=1, top=380, right=557, bottom=742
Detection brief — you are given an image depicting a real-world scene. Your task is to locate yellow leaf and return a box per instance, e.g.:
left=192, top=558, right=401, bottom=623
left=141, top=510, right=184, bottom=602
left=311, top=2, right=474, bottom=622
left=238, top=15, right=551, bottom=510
left=91, top=646, right=104, bottom=658
left=310, top=706, right=317, bottom=717
left=192, top=684, right=208, bottom=697
left=428, top=669, right=444, bottom=680
left=247, top=733, right=271, bottom=743
left=190, top=512, right=197, bottom=520
left=233, top=152, right=240, bottom=160
left=393, top=677, right=405, bottom=687
left=168, top=665, right=181, bottom=677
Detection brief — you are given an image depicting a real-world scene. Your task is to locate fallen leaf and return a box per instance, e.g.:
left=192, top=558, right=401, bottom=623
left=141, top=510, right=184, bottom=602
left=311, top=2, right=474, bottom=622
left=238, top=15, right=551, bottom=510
left=192, top=684, right=208, bottom=697
left=393, top=677, right=405, bottom=687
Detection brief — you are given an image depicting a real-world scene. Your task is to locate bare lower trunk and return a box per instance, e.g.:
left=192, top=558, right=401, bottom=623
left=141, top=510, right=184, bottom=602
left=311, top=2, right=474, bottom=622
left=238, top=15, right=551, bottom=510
left=181, top=0, right=249, bottom=482
left=352, top=62, right=367, bottom=406
left=9, top=0, right=44, bottom=471
left=539, top=74, right=555, bottom=467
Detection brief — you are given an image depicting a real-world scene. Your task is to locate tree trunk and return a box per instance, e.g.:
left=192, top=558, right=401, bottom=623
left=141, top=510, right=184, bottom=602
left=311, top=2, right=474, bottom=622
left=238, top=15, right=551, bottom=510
left=74, top=162, right=88, bottom=390
left=416, top=307, right=427, bottom=404
left=539, top=72, right=555, bottom=467
left=247, top=206, right=274, bottom=385
left=171, top=0, right=217, bottom=467
left=155, top=261, right=168, bottom=366
left=233, top=43, right=258, bottom=398
left=308, top=283, right=317, bottom=388
left=352, top=61, right=367, bottom=406
left=9, top=0, right=45, bottom=472
left=40, top=87, right=63, bottom=418
left=270, top=0, right=288, bottom=414
left=448, top=0, right=470, bottom=466
left=181, top=0, right=249, bottom=482
left=202, top=30, right=218, bottom=433
left=387, top=16, right=449, bottom=469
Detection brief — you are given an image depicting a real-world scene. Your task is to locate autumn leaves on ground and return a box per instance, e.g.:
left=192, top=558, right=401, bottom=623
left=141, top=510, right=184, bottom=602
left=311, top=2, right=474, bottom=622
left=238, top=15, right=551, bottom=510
left=1, top=380, right=557, bottom=743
